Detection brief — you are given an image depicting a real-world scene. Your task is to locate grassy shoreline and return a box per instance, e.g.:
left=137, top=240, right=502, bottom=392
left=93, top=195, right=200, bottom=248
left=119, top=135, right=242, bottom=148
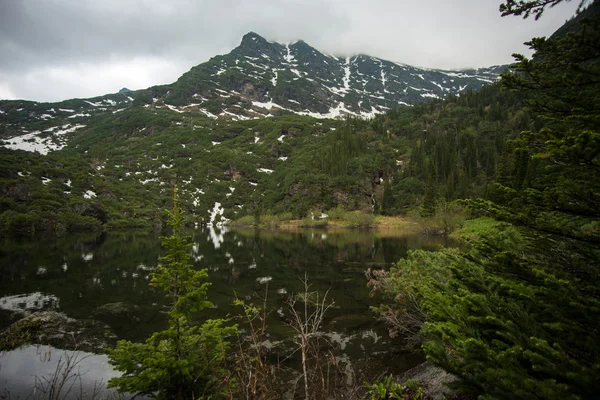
left=230, top=215, right=420, bottom=231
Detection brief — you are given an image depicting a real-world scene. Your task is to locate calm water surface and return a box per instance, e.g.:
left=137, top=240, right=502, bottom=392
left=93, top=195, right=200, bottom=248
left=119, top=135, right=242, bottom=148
left=0, top=226, right=452, bottom=396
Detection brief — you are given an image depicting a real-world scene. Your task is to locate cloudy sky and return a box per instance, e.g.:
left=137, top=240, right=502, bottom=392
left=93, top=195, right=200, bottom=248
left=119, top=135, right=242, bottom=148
left=0, top=0, right=581, bottom=102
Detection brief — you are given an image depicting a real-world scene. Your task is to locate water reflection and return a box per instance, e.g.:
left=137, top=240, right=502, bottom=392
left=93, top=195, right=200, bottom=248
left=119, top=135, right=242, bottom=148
left=0, top=345, right=140, bottom=399
left=0, top=226, right=451, bottom=388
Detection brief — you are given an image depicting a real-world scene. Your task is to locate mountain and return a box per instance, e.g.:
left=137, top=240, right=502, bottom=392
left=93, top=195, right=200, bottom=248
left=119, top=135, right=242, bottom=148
left=0, top=32, right=505, bottom=134
left=0, top=32, right=508, bottom=232
left=161, top=32, right=505, bottom=119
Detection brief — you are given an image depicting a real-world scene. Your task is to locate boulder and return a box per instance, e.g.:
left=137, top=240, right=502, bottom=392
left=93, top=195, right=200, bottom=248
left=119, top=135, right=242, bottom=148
left=397, top=361, right=457, bottom=400
left=0, top=311, right=117, bottom=353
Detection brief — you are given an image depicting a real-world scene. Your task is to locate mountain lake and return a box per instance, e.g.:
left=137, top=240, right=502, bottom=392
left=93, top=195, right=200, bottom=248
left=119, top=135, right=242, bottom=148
left=0, top=226, right=453, bottom=397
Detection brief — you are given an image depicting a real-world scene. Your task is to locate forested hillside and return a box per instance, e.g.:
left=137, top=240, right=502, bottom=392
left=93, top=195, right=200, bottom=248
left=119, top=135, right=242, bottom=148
left=370, top=1, right=600, bottom=399
left=0, top=82, right=530, bottom=235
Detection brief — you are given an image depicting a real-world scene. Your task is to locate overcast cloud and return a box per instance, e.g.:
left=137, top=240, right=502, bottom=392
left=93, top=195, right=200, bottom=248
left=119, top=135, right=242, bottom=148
left=0, top=0, right=580, bottom=102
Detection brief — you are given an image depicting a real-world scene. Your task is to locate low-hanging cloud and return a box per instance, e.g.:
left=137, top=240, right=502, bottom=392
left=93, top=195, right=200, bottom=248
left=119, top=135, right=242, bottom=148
left=0, top=0, right=580, bottom=102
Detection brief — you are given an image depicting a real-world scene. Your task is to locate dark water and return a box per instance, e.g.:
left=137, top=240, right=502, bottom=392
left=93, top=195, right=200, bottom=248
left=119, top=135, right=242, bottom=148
left=0, top=226, right=451, bottom=396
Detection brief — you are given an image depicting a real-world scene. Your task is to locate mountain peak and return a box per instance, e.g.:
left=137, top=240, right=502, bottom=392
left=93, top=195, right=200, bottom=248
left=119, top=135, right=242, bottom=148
left=240, top=31, right=269, bottom=47
left=233, top=31, right=281, bottom=59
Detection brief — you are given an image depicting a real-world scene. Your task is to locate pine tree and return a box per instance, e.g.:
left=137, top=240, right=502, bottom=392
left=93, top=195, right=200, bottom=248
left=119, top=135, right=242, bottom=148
left=500, top=0, right=600, bottom=226
left=374, top=3, right=600, bottom=399
left=381, top=178, right=395, bottom=215
left=421, top=163, right=438, bottom=217
left=107, top=187, right=236, bottom=399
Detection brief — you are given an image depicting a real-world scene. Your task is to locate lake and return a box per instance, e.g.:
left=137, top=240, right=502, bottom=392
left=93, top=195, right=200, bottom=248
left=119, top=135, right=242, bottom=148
left=0, top=226, right=451, bottom=397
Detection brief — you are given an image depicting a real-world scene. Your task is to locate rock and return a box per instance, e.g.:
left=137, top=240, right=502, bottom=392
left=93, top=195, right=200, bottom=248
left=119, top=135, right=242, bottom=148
left=94, top=302, right=139, bottom=318
left=4, top=182, right=32, bottom=201
left=0, top=311, right=117, bottom=354
left=398, top=361, right=457, bottom=400
left=333, top=190, right=349, bottom=204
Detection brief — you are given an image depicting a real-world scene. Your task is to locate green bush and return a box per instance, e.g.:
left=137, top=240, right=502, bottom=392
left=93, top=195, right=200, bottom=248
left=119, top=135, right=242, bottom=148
left=261, top=214, right=280, bottom=228
left=232, top=215, right=255, bottom=226
left=0, top=210, right=39, bottom=234
left=327, top=205, right=373, bottom=228
left=298, top=217, right=328, bottom=228
left=365, top=374, right=404, bottom=399
left=105, top=218, right=152, bottom=230
left=277, top=211, right=294, bottom=221
left=60, top=212, right=103, bottom=231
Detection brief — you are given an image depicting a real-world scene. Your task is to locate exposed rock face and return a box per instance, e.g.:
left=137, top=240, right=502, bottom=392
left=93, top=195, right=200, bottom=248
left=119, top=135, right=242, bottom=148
left=0, top=311, right=117, bottom=353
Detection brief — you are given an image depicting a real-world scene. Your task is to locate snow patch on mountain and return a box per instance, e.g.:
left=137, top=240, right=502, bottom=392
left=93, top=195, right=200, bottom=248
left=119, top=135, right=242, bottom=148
left=342, top=57, right=352, bottom=93
left=1, top=124, right=86, bottom=155
left=284, top=44, right=296, bottom=63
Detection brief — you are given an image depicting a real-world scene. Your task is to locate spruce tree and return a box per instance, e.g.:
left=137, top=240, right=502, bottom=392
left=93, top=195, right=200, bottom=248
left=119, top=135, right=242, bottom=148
left=421, top=163, right=438, bottom=217
left=373, top=2, right=600, bottom=399
left=107, top=187, right=236, bottom=399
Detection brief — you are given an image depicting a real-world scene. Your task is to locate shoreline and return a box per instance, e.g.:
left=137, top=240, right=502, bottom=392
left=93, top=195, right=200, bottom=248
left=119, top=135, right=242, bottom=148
left=230, top=215, right=421, bottom=231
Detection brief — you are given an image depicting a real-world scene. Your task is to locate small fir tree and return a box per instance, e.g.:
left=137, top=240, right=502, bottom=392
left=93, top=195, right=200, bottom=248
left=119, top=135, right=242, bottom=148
left=107, top=187, right=236, bottom=399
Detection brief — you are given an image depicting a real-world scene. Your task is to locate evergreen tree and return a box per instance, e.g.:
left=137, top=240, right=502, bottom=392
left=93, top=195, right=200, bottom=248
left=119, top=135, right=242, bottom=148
left=381, top=178, right=395, bottom=215
left=421, top=163, right=438, bottom=217
left=373, top=2, right=600, bottom=399
left=107, top=187, right=236, bottom=399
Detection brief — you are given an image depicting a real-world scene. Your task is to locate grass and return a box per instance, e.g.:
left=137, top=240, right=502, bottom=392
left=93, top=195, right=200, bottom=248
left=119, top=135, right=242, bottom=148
left=374, top=215, right=418, bottom=229
left=450, top=217, right=502, bottom=241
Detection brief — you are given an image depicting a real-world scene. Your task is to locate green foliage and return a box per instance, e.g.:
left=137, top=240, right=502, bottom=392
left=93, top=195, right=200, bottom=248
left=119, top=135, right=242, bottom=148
left=298, top=216, right=328, bottom=228
left=449, top=216, right=502, bottom=241
left=107, top=188, right=236, bottom=399
left=375, top=223, right=600, bottom=399
left=499, top=0, right=591, bottom=20
left=316, top=117, right=368, bottom=176
left=365, top=375, right=404, bottom=399
left=327, top=205, right=374, bottom=227
left=59, top=212, right=103, bottom=231
left=421, top=227, right=600, bottom=399
left=232, top=215, right=255, bottom=226
left=368, top=249, right=455, bottom=347
left=365, top=375, right=424, bottom=400
left=104, top=217, right=152, bottom=230
left=409, top=199, right=467, bottom=236
left=0, top=210, right=39, bottom=234
left=492, top=1, right=600, bottom=238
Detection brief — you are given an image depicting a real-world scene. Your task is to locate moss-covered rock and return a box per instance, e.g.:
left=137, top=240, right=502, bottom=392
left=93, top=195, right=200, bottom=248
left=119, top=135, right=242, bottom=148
left=0, top=311, right=117, bottom=353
